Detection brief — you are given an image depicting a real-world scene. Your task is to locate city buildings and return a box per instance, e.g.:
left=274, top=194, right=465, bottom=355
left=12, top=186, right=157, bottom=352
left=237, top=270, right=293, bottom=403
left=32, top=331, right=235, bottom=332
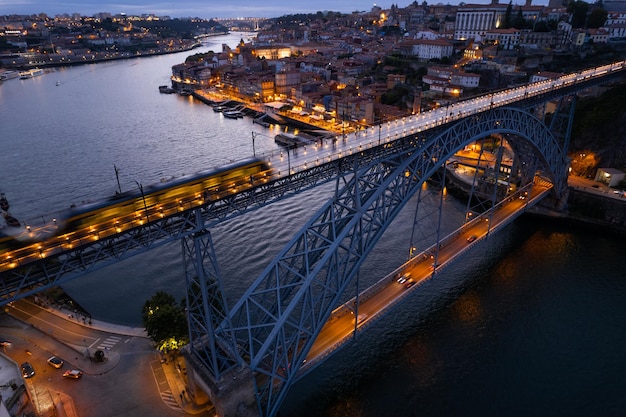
left=3, top=0, right=625, bottom=132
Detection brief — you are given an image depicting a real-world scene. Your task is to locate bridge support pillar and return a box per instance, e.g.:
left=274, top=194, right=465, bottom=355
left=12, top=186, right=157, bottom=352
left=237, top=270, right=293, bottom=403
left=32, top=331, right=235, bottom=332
left=183, top=348, right=260, bottom=417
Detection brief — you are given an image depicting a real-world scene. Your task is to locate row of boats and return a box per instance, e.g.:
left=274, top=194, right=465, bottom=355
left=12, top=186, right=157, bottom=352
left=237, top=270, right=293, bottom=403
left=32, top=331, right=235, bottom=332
left=210, top=100, right=329, bottom=148
left=212, top=102, right=246, bottom=119
left=0, top=68, right=44, bottom=82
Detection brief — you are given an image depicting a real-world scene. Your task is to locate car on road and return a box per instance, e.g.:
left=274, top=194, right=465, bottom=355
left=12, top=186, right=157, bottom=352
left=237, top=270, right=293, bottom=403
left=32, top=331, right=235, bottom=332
left=47, top=356, right=64, bottom=369
left=466, top=235, right=477, bottom=243
left=0, top=339, right=11, bottom=347
left=397, top=274, right=410, bottom=284
left=404, top=279, right=415, bottom=288
left=21, top=362, right=35, bottom=378
left=63, top=370, right=83, bottom=379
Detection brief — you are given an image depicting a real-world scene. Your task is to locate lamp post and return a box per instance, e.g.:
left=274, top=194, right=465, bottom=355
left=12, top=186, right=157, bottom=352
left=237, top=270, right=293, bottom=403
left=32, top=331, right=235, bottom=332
left=134, top=180, right=149, bottom=223
left=287, top=146, right=291, bottom=174
left=114, top=164, right=122, bottom=194
left=251, top=132, right=257, bottom=157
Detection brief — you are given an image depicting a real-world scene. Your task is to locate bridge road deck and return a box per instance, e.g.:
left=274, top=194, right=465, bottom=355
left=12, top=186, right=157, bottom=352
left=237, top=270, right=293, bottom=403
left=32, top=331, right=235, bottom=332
left=301, top=181, right=552, bottom=372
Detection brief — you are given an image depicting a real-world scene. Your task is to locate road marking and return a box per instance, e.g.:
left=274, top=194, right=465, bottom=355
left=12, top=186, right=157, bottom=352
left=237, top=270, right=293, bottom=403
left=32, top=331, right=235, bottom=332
left=160, top=389, right=183, bottom=411
left=96, top=335, right=121, bottom=350
left=150, top=359, right=183, bottom=411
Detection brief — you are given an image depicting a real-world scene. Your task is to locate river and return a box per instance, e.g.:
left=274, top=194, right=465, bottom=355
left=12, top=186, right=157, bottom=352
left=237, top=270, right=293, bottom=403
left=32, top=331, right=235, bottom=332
left=2, top=33, right=626, bottom=417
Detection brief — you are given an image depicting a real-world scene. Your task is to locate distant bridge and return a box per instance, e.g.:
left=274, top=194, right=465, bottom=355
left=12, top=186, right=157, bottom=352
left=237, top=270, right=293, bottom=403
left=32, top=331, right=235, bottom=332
left=211, top=18, right=269, bottom=32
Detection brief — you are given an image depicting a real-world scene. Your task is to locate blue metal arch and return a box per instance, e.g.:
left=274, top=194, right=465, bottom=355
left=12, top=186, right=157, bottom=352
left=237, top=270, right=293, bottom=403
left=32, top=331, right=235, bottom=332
left=214, top=107, right=568, bottom=417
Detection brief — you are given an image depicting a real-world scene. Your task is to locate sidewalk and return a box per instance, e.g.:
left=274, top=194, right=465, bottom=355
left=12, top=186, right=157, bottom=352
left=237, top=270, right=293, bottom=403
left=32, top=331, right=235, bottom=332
left=29, top=296, right=148, bottom=338
left=160, top=352, right=214, bottom=415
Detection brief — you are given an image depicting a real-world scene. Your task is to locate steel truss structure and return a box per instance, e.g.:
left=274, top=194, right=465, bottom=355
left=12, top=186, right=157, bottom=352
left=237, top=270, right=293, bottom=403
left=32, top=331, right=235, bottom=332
left=0, top=135, right=421, bottom=302
left=0, top=78, right=584, bottom=303
left=189, top=107, right=571, bottom=417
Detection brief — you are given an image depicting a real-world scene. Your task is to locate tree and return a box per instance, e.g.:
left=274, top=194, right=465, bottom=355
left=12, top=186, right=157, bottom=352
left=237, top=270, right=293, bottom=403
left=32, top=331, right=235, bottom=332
left=504, top=1, right=513, bottom=29
left=567, top=0, right=590, bottom=28
left=142, top=291, right=188, bottom=352
left=512, top=7, right=527, bottom=29
left=586, top=8, right=607, bottom=28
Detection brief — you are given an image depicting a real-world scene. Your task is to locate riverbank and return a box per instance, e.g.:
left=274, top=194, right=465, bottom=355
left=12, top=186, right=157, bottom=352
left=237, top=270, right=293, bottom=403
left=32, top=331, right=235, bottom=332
left=529, top=188, right=626, bottom=236
left=191, top=89, right=338, bottom=139
left=444, top=162, right=626, bottom=234
left=1, top=40, right=208, bottom=71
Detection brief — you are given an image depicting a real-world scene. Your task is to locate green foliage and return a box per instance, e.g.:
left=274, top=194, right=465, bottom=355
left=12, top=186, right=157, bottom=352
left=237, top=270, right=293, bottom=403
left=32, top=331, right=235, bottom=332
left=271, top=11, right=346, bottom=28
left=587, top=8, right=608, bottom=28
left=186, top=51, right=217, bottom=63
left=381, top=84, right=411, bottom=107
left=534, top=19, right=558, bottom=32
left=136, top=18, right=228, bottom=39
left=572, top=84, right=626, bottom=144
left=380, top=25, right=404, bottom=37
left=142, top=290, right=188, bottom=351
left=570, top=83, right=626, bottom=169
left=503, top=1, right=513, bottom=29
left=512, top=7, right=528, bottom=29
left=567, top=1, right=590, bottom=28
left=94, top=17, right=122, bottom=32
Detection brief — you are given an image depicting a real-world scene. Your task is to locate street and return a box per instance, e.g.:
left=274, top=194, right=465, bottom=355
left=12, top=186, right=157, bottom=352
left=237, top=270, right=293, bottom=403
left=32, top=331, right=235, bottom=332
left=0, top=299, right=213, bottom=417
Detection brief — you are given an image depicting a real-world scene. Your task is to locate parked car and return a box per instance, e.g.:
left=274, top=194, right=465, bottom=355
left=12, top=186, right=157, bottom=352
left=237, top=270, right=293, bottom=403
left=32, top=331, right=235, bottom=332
left=47, top=356, right=64, bottom=369
left=63, top=370, right=83, bottom=379
left=21, top=362, right=35, bottom=378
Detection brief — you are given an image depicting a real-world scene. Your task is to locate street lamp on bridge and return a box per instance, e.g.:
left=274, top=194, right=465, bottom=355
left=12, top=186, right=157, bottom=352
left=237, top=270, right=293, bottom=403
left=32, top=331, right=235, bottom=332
left=251, top=131, right=258, bottom=157
left=134, top=180, right=149, bottom=223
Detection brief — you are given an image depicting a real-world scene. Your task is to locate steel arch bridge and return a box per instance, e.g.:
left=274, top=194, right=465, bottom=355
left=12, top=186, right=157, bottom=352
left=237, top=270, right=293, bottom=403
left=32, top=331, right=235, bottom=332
left=184, top=106, right=571, bottom=417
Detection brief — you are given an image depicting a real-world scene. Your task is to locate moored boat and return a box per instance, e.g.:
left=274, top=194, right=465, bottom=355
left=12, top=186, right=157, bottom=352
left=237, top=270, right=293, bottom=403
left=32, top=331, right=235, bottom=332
left=3, top=214, right=20, bottom=228
left=158, top=85, right=176, bottom=94
left=0, top=70, right=20, bottom=81
left=0, top=193, right=8, bottom=211
left=223, top=110, right=244, bottom=119
left=19, top=68, right=44, bottom=79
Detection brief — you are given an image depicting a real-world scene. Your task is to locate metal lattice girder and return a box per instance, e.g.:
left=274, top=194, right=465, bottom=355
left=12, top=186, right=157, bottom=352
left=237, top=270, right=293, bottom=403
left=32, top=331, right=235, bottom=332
left=215, top=107, right=570, bottom=417
left=548, top=95, right=576, bottom=154
left=0, top=107, right=571, bottom=307
left=183, top=210, right=240, bottom=380
left=0, top=210, right=203, bottom=302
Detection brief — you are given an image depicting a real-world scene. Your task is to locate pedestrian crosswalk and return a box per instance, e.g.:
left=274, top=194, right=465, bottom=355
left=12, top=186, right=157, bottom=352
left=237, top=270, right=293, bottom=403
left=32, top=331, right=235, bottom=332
left=96, top=335, right=122, bottom=350
left=160, top=389, right=183, bottom=411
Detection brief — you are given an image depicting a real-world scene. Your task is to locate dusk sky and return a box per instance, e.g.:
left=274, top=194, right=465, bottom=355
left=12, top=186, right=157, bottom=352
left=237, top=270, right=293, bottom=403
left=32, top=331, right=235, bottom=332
left=1, top=0, right=548, bottom=19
